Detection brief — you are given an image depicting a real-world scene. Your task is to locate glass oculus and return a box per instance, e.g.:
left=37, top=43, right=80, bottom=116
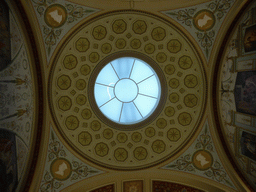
left=94, top=57, right=161, bottom=124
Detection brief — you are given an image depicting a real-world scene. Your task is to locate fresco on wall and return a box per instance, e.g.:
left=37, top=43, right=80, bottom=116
left=0, top=1, right=11, bottom=71
left=152, top=180, right=203, bottom=192
left=123, top=180, right=143, bottom=192
left=0, top=129, right=18, bottom=192
left=235, top=71, right=256, bottom=116
left=217, top=1, right=256, bottom=190
left=90, top=184, right=115, bottom=192
left=240, top=131, right=256, bottom=161
left=243, top=24, right=256, bottom=54
left=0, top=1, right=37, bottom=191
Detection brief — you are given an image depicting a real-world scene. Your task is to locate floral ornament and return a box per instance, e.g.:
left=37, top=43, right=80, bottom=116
left=156, top=52, right=167, bottom=63
left=57, top=75, right=71, bottom=90
left=90, top=120, right=101, bottom=131
left=131, top=132, right=142, bottom=142
left=152, top=140, right=166, bottom=154
left=32, top=0, right=97, bottom=56
left=167, top=39, right=182, bottom=53
left=130, top=39, right=141, bottom=49
left=167, top=128, right=181, bottom=142
left=63, top=54, right=77, bottom=70
left=78, top=131, right=92, bottom=146
left=75, top=94, right=86, bottom=106
left=65, top=115, right=79, bottom=130
left=95, top=142, right=109, bottom=157
left=75, top=38, right=90, bottom=52
left=184, top=74, right=198, bottom=88
left=132, top=20, right=147, bottom=34
left=184, top=94, right=198, bottom=108
left=164, top=64, right=175, bottom=75
left=101, top=43, right=112, bottom=54
left=117, top=132, right=128, bottom=143
left=169, top=93, right=179, bottom=103
left=114, top=148, right=128, bottom=162
left=163, top=0, right=234, bottom=57
left=92, top=25, right=107, bottom=40
left=103, top=128, right=113, bottom=139
left=89, top=52, right=100, bottom=63
left=178, top=112, right=192, bottom=126
left=178, top=55, right=192, bottom=70
left=40, top=131, right=101, bottom=192
left=151, top=27, right=166, bottom=41
left=116, top=38, right=126, bottom=49
left=76, top=79, right=86, bottom=90
left=156, top=118, right=167, bottom=129
left=112, top=19, right=127, bottom=34
left=144, top=43, right=155, bottom=54
left=58, top=96, right=72, bottom=111
left=169, top=78, right=179, bottom=89
left=164, top=125, right=234, bottom=188
left=133, top=147, right=148, bottom=160
left=164, top=106, right=175, bottom=117
left=81, top=108, right=92, bottom=120
left=145, top=127, right=155, bottom=138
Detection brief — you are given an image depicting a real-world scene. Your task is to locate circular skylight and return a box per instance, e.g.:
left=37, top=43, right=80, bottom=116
left=94, top=57, right=161, bottom=124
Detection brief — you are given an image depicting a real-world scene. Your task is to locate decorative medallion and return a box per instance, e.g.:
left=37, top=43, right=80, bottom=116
left=44, top=4, right=67, bottom=28
left=31, top=0, right=98, bottom=59
left=49, top=11, right=206, bottom=170
left=50, top=158, right=72, bottom=180
left=162, top=0, right=235, bottom=58
left=193, top=10, right=215, bottom=32
left=162, top=121, right=235, bottom=189
left=40, top=127, right=104, bottom=191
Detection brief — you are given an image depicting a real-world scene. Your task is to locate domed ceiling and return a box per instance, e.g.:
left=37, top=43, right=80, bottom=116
left=2, top=0, right=256, bottom=191
left=49, top=10, right=206, bottom=170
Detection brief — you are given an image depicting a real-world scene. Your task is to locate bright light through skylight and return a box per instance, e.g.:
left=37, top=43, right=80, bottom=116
left=94, top=57, right=161, bottom=124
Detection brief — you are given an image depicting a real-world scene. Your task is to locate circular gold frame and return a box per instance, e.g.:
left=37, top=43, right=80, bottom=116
left=88, top=51, right=167, bottom=131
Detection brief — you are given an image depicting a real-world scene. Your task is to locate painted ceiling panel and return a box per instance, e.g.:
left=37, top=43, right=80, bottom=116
left=39, top=125, right=104, bottom=191
left=30, top=0, right=99, bottom=62
left=162, top=120, right=236, bottom=190
left=2, top=0, right=255, bottom=191
left=215, top=0, right=256, bottom=190
left=0, top=1, right=38, bottom=191
left=162, top=0, right=235, bottom=60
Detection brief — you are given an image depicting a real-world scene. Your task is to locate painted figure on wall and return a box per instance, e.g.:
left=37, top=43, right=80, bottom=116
left=240, top=131, right=256, bottom=161
left=0, top=1, right=11, bottom=71
left=244, top=24, right=256, bottom=53
left=0, top=129, right=18, bottom=192
left=235, top=71, right=256, bottom=116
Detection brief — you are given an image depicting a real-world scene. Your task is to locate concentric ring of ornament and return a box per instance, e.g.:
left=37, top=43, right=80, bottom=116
left=49, top=11, right=206, bottom=170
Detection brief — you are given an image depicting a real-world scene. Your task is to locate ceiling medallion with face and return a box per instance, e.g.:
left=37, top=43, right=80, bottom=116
left=49, top=10, right=206, bottom=170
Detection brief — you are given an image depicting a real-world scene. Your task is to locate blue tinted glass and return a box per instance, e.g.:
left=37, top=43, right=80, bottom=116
left=138, top=75, right=159, bottom=98
left=120, top=102, right=142, bottom=123
left=130, top=60, right=153, bottom=83
left=100, top=98, right=122, bottom=121
left=94, top=84, right=115, bottom=107
left=96, top=64, right=119, bottom=85
left=111, top=57, right=134, bottom=79
left=94, top=57, right=161, bottom=125
left=133, top=95, right=157, bottom=117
